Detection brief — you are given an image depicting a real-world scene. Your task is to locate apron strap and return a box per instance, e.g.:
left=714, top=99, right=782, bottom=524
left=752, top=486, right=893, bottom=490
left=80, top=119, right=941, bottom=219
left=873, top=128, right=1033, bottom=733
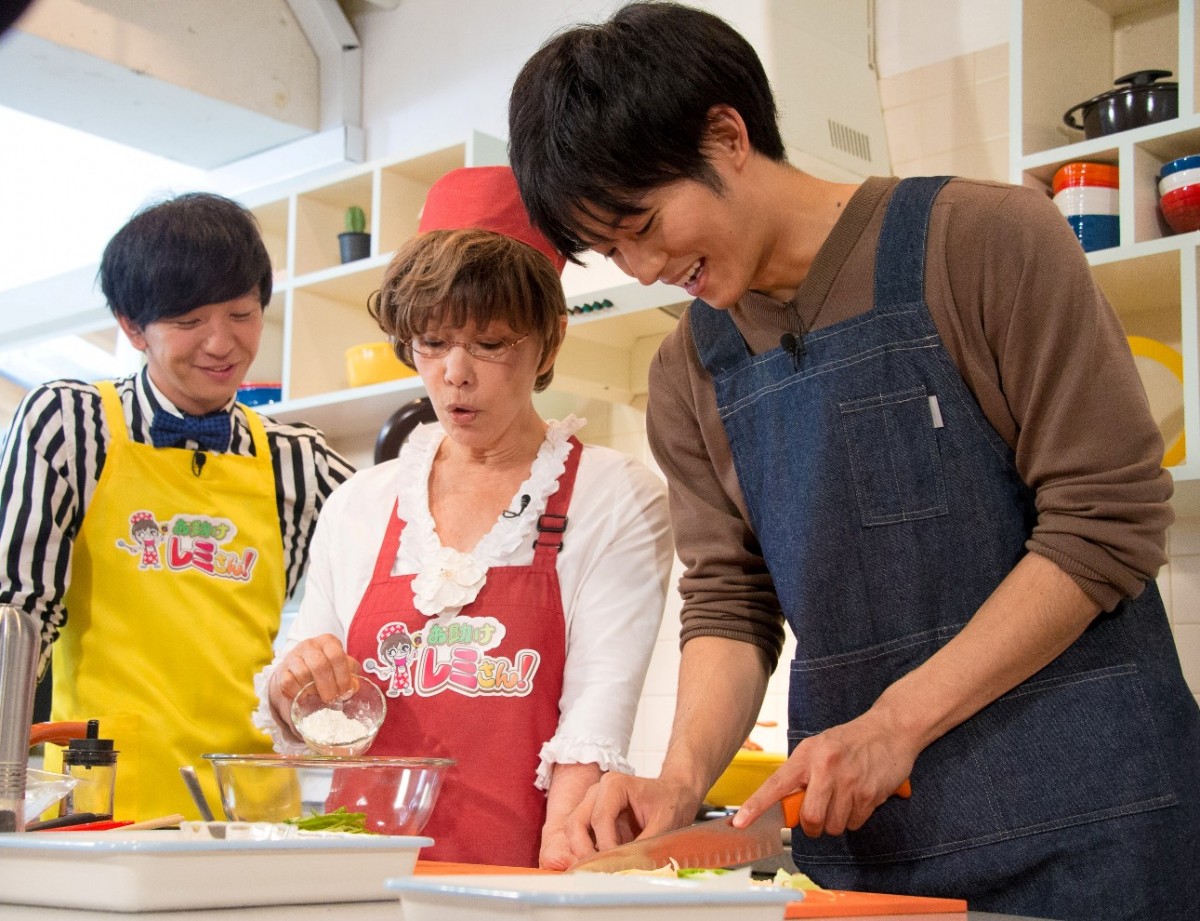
left=95, top=381, right=130, bottom=447
left=873, top=176, right=953, bottom=310
left=532, top=436, right=583, bottom=562
left=689, top=299, right=748, bottom=378
left=369, top=501, right=406, bottom=584
left=235, top=402, right=274, bottom=471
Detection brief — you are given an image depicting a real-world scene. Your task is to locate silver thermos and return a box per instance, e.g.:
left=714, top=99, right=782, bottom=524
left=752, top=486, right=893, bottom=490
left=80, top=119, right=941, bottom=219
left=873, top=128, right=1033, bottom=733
left=0, top=604, right=40, bottom=832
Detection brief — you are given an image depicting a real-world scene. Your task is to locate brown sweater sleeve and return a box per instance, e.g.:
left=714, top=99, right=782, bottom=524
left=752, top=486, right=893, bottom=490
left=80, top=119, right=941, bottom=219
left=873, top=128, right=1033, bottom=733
left=929, top=179, right=1173, bottom=609
left=648, top=176, right=1173, bottom=662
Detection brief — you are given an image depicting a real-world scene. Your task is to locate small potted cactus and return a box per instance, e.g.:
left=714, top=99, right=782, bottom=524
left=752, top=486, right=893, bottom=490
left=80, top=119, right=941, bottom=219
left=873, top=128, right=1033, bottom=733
left=338, top=205, right=371, bottom=264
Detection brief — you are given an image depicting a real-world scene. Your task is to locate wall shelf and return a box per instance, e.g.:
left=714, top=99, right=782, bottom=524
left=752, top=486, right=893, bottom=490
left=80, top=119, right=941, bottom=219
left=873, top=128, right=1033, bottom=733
left=237, top=131, right=689, bottom=455
left=1013, top=0, right=1200, bottom=511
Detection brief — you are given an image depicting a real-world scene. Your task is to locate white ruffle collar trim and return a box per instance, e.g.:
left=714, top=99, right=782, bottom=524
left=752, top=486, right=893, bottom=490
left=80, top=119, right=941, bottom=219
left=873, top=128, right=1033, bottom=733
left=396, top=416, right=584, bottom=617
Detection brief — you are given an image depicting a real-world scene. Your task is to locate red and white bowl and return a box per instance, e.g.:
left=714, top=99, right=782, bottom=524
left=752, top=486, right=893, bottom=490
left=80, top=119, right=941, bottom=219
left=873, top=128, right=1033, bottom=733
left=1160, top=183, right=1200, bottom=234
left=1158, top=166, right=1200, bottom=196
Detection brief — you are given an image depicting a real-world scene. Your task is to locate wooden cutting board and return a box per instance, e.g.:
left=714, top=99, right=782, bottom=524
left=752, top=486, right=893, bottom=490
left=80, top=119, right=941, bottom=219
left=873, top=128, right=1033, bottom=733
left=413, top=860, right=968, bottom=917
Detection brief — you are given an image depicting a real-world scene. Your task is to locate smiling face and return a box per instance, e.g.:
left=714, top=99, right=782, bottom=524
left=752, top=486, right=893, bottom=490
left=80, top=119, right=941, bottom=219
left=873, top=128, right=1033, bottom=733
left=581, top=177, right=761, bottom=310
left=118, top=291, right=264, bottom=415
left=413, top=316, right=562, bottom=455
left=576, top=107, right=768, bottom=311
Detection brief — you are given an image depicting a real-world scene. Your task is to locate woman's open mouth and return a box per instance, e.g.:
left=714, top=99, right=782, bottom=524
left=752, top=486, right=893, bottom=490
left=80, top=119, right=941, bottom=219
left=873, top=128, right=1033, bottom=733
left=446, top=403, right=478, bottom=424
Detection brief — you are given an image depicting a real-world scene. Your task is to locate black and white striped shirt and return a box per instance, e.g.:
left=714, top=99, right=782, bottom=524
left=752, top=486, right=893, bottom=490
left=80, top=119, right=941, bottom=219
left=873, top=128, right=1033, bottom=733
left=0, top=368, right=356, bottom=675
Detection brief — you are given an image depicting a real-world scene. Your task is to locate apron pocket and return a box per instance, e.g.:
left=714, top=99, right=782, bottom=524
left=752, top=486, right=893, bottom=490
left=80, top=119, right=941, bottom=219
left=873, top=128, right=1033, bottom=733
left=789, top=650, right=1176, bottom=864
left=838, top=386, right=948, bottom=527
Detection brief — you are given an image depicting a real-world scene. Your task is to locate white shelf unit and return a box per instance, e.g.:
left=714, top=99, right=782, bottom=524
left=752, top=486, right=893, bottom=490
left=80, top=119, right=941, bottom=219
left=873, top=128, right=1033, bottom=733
left=1012, top=0, right=1200, bottom=512
left=243, top=133, right=688, bottom=456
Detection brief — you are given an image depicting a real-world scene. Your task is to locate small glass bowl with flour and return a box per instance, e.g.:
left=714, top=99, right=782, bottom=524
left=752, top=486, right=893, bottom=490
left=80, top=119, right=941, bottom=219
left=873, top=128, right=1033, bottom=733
left=291, top=679, right=387, bottom=756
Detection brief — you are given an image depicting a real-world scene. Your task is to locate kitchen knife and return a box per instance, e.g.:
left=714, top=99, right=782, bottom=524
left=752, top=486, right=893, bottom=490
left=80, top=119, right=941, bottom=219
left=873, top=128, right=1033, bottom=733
left=568, top=780, right=911, bottom=874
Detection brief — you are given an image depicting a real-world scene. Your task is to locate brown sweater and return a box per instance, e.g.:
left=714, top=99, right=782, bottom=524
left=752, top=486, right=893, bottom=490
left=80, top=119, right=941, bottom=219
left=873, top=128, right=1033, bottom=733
left=646, top=176, right=1174, bottom=667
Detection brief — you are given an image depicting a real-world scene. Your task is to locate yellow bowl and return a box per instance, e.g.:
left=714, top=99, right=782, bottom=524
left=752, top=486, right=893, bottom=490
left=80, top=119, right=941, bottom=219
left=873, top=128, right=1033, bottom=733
left=705, top=749, right=787, bottom=807
left=1127, top=335, right=1186, bottom=467
left=345, top=342, right=417, bottom=388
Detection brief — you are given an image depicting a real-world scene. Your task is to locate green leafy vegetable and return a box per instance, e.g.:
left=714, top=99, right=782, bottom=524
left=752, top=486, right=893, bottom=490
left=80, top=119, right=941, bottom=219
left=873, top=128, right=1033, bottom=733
left=284, top=806, right=370, bottom=834
left=677, top=868, right=735, bottom=879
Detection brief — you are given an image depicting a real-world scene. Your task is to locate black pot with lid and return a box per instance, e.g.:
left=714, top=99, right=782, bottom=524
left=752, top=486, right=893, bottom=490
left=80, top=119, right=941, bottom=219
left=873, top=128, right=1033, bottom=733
left=1063, top=70, right=1178, bottom=139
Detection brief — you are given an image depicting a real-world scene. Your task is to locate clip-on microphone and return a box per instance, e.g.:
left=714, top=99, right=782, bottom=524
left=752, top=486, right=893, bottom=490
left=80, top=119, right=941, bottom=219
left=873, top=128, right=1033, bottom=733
left=780, top=332, right=805, bottom=371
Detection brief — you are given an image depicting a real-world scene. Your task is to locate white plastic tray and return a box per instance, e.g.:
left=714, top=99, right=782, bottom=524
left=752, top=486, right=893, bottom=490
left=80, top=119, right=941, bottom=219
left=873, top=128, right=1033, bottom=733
left=385, top=873, right=800, bottom=921
left=0, top=829, right=431, bottom=912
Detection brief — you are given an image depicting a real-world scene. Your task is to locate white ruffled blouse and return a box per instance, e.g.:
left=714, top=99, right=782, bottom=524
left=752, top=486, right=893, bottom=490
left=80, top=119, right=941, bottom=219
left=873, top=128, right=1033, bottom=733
left=253, top=417, right=673, bottom=790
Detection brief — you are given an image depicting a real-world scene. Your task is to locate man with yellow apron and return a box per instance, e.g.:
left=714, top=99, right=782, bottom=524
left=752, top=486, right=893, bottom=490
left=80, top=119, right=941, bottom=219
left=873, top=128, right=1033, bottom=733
left=0, top=193, right=353, bottom=821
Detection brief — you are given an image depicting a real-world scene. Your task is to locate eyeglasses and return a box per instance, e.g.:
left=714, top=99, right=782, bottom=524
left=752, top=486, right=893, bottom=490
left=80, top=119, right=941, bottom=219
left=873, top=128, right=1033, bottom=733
left=409, top=333, right=530, bottom=362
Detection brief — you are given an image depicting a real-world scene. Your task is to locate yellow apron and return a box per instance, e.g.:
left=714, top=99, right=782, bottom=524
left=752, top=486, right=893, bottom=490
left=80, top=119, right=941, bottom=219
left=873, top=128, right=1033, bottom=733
left=49, top=382, right=285, bottom=821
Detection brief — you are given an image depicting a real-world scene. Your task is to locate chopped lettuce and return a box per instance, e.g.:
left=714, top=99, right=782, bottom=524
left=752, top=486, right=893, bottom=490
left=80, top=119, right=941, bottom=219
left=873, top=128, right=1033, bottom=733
left=284, top=806, right=370, bottom=834
left=618, top=862, right=819, bottom=891
left=771, top=868, right=821, bottom=890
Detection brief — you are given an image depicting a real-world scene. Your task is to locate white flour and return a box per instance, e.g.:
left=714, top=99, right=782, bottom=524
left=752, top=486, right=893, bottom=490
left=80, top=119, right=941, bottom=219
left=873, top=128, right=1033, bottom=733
left=298, top=707, right=371, bottom=745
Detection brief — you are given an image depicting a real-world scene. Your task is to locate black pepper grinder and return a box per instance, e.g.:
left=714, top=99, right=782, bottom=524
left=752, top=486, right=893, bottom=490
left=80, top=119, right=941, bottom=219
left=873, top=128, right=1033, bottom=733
left=60, top=719, right=119, bottom=819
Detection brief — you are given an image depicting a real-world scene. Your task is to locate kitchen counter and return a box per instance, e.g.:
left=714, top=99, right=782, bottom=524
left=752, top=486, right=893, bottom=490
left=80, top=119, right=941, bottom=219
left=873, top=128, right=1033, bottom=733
left=0, top=841, right=1060, bottom=920
left=0, top=905, right=1058, bottom=921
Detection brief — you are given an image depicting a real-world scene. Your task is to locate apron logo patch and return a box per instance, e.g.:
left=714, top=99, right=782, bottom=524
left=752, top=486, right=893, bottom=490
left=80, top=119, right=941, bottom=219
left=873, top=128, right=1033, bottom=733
left=362, top=616, right=540, bottom=699
left=115, top=510, right=258, bottom=582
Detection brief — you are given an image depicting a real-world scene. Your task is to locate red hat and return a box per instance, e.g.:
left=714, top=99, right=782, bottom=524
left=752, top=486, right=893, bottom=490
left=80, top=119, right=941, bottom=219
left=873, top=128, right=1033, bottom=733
left=418, top=166, right=566, bottom=274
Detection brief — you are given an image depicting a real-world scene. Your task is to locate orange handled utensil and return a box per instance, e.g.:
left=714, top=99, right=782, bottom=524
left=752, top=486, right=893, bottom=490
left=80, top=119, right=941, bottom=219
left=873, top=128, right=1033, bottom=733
left=777, top=777, right=912, bottom=826
left=569, top=779, right=913, bottom=873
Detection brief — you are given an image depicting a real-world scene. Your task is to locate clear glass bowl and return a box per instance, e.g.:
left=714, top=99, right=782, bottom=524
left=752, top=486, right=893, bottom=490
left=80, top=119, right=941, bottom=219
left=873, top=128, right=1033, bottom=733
left=203, top=754, right=453, bottom=836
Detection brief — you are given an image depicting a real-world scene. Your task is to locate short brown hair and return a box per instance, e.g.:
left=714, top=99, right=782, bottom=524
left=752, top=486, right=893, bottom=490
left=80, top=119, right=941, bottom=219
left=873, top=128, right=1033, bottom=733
left=369, top=228, right=567, bottom=392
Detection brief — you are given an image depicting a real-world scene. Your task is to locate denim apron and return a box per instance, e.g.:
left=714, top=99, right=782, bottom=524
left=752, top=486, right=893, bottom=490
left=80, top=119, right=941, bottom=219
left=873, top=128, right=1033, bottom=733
left=690, top=177, right=1200, bottom=920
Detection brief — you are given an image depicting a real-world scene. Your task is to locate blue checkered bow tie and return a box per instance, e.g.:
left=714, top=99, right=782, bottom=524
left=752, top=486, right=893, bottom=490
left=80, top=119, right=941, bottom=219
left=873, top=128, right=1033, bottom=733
left=149, top=409, right=231, bottom=452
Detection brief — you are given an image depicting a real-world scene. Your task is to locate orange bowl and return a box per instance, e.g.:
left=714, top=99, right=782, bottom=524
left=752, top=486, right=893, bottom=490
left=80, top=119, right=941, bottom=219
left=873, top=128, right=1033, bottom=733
left=1052, top=161, right=1118, bottom=195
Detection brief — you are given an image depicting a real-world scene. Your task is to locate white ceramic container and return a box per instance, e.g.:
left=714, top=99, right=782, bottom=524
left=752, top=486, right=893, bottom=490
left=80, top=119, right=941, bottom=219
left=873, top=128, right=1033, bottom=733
left=0, top=828, right=431, bottom=912
left=385, top=873, right=800, bottom=921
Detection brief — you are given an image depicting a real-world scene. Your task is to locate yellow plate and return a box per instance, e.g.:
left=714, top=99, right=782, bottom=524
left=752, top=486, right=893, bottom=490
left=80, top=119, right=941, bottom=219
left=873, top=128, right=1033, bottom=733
left=1127, top=335, right=1186, bottom=467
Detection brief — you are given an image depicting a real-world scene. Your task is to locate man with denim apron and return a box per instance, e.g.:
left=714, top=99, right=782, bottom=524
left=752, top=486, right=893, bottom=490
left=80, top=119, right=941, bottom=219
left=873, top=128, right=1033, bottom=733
left=507, top=3, right=1200, bottom=917
left=685, top=176, right=1200, bottom=916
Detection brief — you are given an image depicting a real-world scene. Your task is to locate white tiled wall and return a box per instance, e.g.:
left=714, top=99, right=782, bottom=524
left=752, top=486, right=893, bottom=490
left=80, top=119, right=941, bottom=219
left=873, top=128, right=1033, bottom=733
left=880, top=42, right=1010, bottom=183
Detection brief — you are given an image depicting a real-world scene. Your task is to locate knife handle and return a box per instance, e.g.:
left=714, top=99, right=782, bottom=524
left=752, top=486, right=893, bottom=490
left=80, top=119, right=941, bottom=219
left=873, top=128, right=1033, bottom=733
left=778, top=778, right=912, bottom=827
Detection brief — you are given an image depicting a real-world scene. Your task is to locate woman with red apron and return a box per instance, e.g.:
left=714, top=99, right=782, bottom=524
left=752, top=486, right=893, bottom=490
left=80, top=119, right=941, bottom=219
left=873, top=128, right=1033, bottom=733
left=258, top=166, right=673, bottom=868
left=333, top=442, right=577, bottom=866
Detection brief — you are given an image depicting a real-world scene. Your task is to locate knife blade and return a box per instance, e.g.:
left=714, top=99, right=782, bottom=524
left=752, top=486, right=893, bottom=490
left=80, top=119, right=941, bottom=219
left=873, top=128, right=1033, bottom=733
left=568, top=780, right=911, bottom=874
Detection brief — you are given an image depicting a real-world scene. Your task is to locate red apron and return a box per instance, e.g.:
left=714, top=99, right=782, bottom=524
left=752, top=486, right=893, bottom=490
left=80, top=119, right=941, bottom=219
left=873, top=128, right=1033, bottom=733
left=342, top=437, right=580, bottom=867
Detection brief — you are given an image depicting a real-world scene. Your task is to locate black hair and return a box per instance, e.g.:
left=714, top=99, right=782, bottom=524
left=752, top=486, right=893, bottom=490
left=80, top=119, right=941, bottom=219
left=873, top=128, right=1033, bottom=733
left=98, top=192, right=273, bottom=327
left=508, top=1, right=785, bottom=261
